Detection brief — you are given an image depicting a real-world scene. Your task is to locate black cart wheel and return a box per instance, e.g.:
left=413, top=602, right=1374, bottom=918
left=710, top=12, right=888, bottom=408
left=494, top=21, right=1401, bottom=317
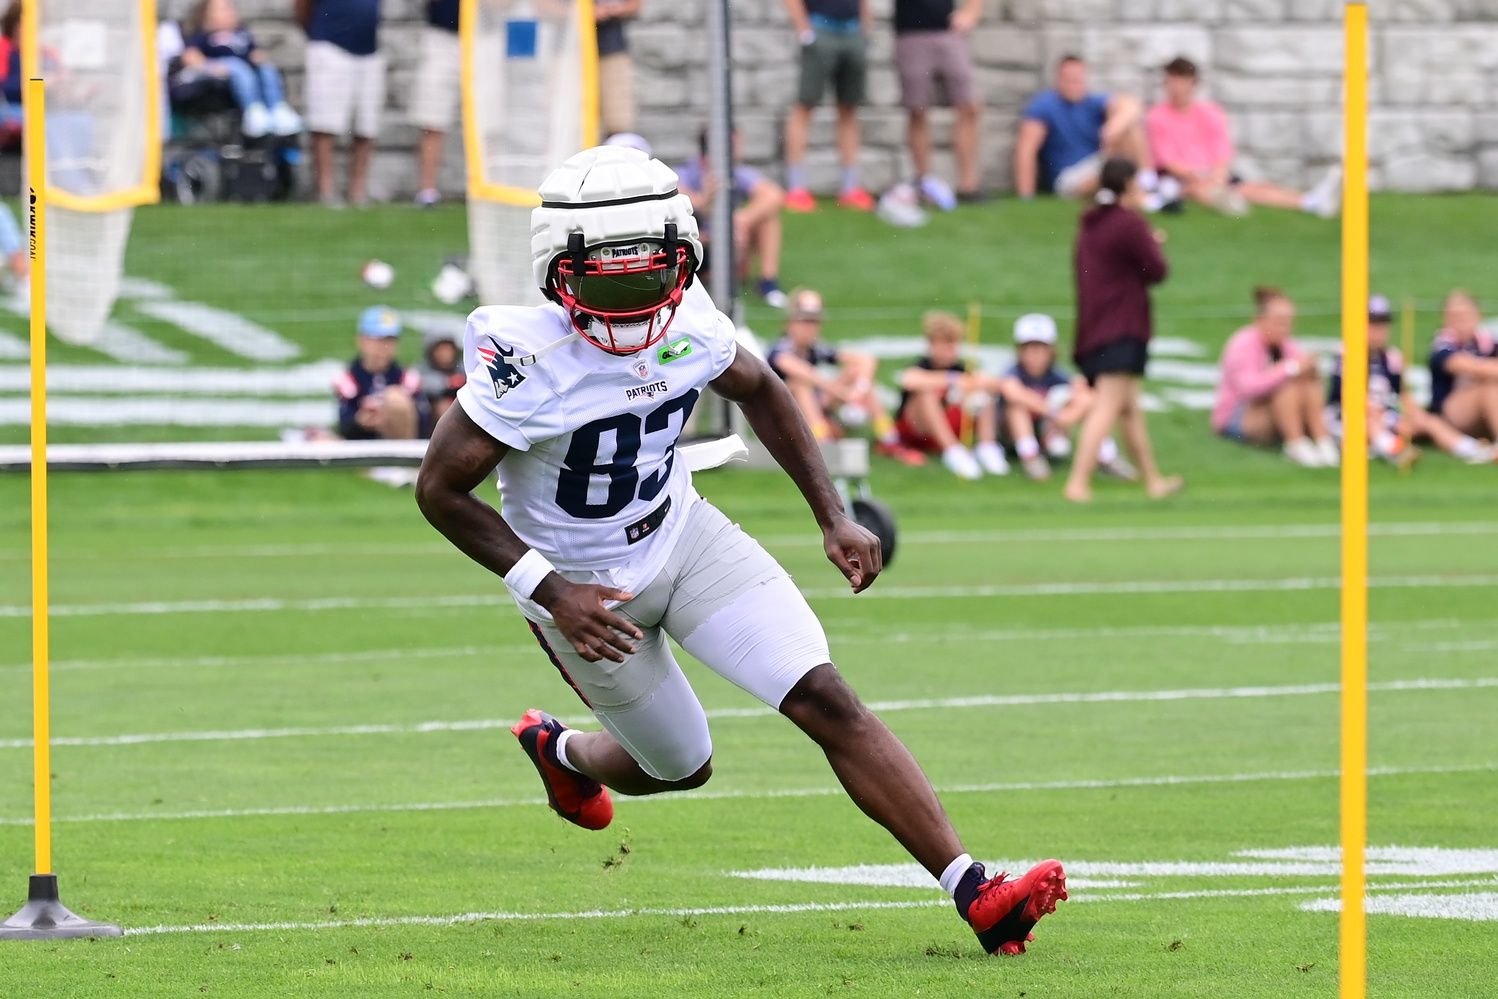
left=849, top=497, right=898, bottom=569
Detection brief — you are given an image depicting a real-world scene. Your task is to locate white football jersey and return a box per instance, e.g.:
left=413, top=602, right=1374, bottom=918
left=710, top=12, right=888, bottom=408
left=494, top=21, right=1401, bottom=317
left=455, top=281, right=739, bottom=596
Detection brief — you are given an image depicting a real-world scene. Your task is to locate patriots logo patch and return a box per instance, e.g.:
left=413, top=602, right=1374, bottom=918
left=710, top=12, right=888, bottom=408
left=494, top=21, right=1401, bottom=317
left=476, top=337, right=526, bottom=400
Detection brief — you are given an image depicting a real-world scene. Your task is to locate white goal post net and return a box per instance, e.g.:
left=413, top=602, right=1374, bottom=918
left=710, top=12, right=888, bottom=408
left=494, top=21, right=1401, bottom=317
left=462, top=0, right=598, bottom=308
left=25, top=0, right=160, bottom=345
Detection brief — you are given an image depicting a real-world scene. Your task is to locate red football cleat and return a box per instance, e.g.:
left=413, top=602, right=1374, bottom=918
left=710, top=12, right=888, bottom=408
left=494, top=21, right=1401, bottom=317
left=511, top=709, right=614, bottom=830
left=963, top=859, right=1067, bottom=955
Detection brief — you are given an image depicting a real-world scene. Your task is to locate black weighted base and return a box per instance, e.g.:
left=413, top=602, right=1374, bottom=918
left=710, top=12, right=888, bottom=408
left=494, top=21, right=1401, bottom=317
left=0, top=875, right=122, bottom=940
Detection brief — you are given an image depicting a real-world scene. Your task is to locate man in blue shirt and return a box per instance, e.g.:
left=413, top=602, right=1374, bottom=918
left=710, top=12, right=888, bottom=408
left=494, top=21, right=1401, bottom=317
left=1014, top=55, right=1160, bottom=204
left=410, top=0, right=460, bottom=207
left=296, top=0, right=385, bottom=206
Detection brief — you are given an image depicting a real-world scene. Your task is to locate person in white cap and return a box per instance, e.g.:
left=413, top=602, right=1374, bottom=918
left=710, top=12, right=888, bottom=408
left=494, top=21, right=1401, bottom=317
left=999, top=313, right=1133, bottom=481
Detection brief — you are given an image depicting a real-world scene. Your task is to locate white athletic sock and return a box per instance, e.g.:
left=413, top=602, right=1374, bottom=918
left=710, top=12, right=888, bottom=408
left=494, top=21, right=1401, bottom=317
left=939, top=853, right=975, bottom=897
left=1098, top=437, right=1120, bottom=463
left=1138, top=169, right=1160, bottom=191
left=1453, top=435, right=1482, bottom=460
left=553, top=728, right=580, bottom=772
left=1016, top=436, right=1041, bottom=460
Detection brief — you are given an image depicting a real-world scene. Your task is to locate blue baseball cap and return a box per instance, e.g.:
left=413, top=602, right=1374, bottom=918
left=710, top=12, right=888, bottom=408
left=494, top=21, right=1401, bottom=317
left=358, top=306, right=403, bottom=338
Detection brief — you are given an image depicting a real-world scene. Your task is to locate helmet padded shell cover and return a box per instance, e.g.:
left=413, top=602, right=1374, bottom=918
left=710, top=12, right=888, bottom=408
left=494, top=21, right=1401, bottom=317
left=530, top=146, right=702, bottom=294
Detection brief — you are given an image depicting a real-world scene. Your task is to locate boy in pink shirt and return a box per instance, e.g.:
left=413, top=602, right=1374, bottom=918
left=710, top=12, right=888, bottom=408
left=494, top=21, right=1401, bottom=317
left=1213, top=287, right=1338, bottom=467
left=1147, top=58, right=1340, bottom=218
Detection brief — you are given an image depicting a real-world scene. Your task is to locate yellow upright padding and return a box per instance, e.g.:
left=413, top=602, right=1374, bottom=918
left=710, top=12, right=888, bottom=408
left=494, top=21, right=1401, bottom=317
left=1338, top=4, right=1370, bottom=999
left=463, top=0, right=599, bottom=306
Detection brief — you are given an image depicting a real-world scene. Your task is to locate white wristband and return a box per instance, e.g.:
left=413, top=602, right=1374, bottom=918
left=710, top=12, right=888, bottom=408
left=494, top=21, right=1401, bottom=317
left=504, top=549, right=557, bottom=601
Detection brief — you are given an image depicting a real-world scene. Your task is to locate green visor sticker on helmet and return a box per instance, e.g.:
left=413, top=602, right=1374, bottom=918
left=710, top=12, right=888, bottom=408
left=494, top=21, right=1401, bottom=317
left=563, top=242, right=678, bottom=315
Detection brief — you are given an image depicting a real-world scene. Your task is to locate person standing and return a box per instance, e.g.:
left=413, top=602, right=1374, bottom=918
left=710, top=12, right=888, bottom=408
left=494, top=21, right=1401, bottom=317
left=892, top=0, right=983, bottom=209
left=296, top=0, right=386, bottom=206
left=596, top=0, right=641, bottom=137
left=1064, top=157, right=1181, bottom=503
left=410, top=0, right=460, bottom=207
left=782, top=0, right=874, bottom=213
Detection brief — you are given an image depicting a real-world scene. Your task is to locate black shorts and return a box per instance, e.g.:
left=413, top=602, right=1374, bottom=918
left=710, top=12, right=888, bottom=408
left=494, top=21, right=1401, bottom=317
left=1077, top=338, right=1149, bottom=385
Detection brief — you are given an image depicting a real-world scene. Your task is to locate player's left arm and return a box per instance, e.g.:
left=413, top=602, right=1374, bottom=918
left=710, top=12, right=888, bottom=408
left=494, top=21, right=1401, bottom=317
left=711, top=350, right=883, bottom=593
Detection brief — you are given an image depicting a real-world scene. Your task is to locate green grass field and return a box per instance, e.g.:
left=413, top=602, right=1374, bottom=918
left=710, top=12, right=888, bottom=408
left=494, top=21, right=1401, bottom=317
left=0, top=198, right=1496, bottom=996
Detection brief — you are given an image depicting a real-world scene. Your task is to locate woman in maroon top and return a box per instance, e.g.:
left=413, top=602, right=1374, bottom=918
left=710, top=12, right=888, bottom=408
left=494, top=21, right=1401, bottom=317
left=1063, top=157, right=1182, bottom=502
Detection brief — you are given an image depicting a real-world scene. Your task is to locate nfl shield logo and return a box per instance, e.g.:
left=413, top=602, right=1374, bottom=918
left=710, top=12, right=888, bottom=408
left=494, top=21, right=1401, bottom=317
left=633, top=359, right=651, bottom=379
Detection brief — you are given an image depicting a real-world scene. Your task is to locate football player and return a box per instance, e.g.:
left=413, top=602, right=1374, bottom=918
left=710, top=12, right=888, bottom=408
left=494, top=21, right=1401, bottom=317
left=416, top=146, right=1065, bottom=955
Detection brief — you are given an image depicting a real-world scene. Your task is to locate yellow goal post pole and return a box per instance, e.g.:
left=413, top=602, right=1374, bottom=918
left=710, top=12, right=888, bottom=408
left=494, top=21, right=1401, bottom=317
left=27, top=76, right=51, bottom=882
left=0, top=77, right=122, bottom=944
left=1339, top=4, right=1370, bottom=998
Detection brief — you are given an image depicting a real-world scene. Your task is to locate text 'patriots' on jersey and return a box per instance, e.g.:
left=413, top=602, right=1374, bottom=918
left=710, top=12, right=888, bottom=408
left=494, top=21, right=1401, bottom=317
left=453, top=282, right=740, bottom=592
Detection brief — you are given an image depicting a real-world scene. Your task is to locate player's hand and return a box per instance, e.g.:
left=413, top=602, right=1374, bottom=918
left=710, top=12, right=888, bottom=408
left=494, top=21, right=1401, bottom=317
left=949, top=6, right=978, bottom=32
left=823, top=514, right=882, bottom=594
left=540, top=582, right=643, bottom=663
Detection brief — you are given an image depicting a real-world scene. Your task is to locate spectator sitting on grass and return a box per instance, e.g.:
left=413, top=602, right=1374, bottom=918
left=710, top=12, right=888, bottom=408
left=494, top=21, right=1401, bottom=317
left=676, top=128, right=788, bottom=308
left=1426, top=289, right=1498, bottom=462
left=335, top=306, right=423, bottom=440
left=1326, top=294, right=1489, bottom=467
left=1015, top=55, right=1166, bottom=210
left=767, top=288, right=925, bottom=466
left=418, top=328, right=465, bottom=429
left=1146, top=57, right=1339, bottom=219
left=1211, top=286, right=1338, bottom=468
left=999, top=313, right=1132, bottom=482
left=183, top=0, right=303, bottom=139
left=895, top=310, right=1009, bottom=479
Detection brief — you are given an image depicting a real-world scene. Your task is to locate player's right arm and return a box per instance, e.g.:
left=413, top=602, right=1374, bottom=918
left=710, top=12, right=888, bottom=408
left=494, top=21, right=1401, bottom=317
left=415, top=406, right=643, bottom=663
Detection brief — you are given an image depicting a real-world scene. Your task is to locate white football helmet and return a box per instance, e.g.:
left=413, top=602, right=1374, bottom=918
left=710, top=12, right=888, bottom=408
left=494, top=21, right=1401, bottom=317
left=531, top=145, right=703, bottom=355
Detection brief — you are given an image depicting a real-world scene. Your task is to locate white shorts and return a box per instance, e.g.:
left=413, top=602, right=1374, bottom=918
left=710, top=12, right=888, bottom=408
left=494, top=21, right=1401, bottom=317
left=1055, top=153, right=1102, bottom=198
left=409, top=26, right=461, bottom=132
left=304, top=40, right=386, bottom=139
left=523, top=499, right=831, bottom=782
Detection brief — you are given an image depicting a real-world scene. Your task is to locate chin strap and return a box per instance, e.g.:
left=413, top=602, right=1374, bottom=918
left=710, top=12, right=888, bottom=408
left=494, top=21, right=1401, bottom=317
left=511, top=331, right=582, bottom=367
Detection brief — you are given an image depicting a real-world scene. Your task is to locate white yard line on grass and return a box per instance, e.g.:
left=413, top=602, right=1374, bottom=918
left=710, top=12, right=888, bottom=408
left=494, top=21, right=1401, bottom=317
left=2, top=762, right=1490, bottom=828
left=1, top=678, right=1493, bottom=750
left=134, top=301, right=301, bottom=362
left=2, top=521, right=1493, bottom=563
left=0, top=397, right=332, bottom=427
left=0, top=618, right=1477, bottom=675
left=3, top=574, right=1497, bottom=619
left=120, top=878, right=1498, bottom=937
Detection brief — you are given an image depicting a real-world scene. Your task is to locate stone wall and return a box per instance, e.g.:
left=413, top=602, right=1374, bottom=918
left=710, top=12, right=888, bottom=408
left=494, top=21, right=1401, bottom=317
left=215, top=0, right=1498, bottom=199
